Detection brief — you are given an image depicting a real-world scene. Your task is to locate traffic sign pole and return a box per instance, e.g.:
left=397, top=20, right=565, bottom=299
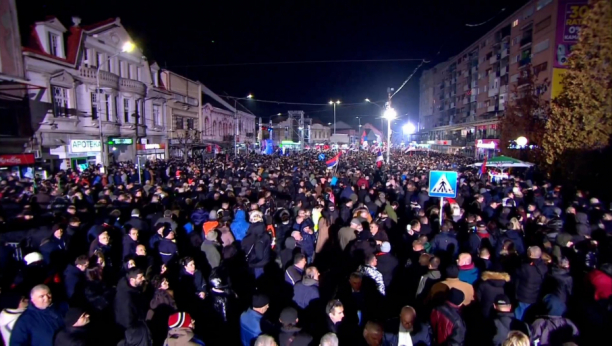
left=440, top=197, right=444, bottom=226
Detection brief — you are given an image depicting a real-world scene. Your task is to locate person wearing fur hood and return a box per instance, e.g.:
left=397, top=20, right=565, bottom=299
left=476, top=266, right=511, bottom=319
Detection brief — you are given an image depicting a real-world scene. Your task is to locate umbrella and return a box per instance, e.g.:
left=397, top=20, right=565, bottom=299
left=469, top=155, right=534, bottom=168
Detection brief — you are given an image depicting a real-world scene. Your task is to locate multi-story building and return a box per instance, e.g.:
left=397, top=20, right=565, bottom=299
left=418, top=0, right=561, bottom=158
left=309, top=121, right=331, bottom=145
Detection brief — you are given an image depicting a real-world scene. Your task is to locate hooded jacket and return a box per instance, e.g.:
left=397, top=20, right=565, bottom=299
left=163, top=327, right=205, bottom=346
left=242, top=222, right=271, bottom=268
left=190, top=209, right=209, bottom=227
left=515, top=258, right=548, bottom=304
left=231, top=210, right=249, bottom=242
left=458, top=263, right=479, bottom=285
left=476, top=271, right=511, bottom=318
left=8, top=304, right=65, bottom=346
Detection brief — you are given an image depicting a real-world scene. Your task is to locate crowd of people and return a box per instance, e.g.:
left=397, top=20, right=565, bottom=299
left=0, top=150, right=610, bottom=346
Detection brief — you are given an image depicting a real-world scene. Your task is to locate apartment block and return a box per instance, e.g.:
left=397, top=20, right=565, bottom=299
left=417, top=0, right=560, bottom=157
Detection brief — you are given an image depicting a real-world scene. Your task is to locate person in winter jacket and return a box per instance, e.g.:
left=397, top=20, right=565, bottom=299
left=376, top=242, right=399, bottom=289
left=122, top=227, right=139, bottom=261
left=63, top=255, right=89, bottom=300
left=201, top=230, right=222, bottom=269
left=285, top=253, right=306, bottom=286
left=383, top=306, right=432, bottom=346
left=114, top=268, right=147, bottom=332
left=231, top=210, right=250, bottom=242
left=476, top=269, right=511, bottom=319
left=177, top=257, right=207, bottom=312
left=431, top=223, right=458, bottom=257
left=146, top=275, right=177, bottom=345
left=240, top=294, right=270, bottom=346
left=430, top=288, right=466, bottom=346
left=278, top=307, right=313, bottom=346
left=359, top=254, right=386, bottom=296
left=457, top=253, right=479, bottom=285
left=487, top=295, right=529, bottom=346
left=39, top=224, right=67, bottom=268
left=190, top=205, right=209, bottom=229
left=242, top=211, right=271, bottom=278
left=585, top=263, right=612, bottom=301
left=531, top=295, right=579, bottom=346
left=203, top=210, right=219, bottom=237
left=158, top=227, right=178, bottom=265
left=429, top=264, right=475, bottom=307
left=0, top=294, right=28, bottom=346
left=53, top=307, right=91, bottom=346
left=514, top=246, right=548, bottom=321
left=299, top=219, right=316, bottom=262
left=542, top=258, right=572, bottom=305
left=9, top=285, right=65, bottom=346
left=164, top=312, right=205, bottom=346
left=293, top=266, right=320, bottom=310
left=416, top=256, right=442, bottom=300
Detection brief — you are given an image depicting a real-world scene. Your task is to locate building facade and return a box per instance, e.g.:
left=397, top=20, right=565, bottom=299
left=417, top=0, right=558, bottom=157
left=309, top=122, right=331, bottom=145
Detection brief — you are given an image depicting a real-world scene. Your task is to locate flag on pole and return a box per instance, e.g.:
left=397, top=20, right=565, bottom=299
left=326, top=152, right=341, bottom=169
left=481, top=157, right=487, bottom=174
left=376, top=150, right=384, bottom=168
left=360, top=130, right=367, bottom=144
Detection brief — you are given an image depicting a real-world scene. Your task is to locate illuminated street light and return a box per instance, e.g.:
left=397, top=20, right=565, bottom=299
left=365, top=98, right=371, bottom=102
left=516, top=136, right=528, bottom=147
left=383, top=108, right=397, bottom=164
left=403, top=123, right=416, bottom=135
left=247, top=94, right=253, bottom=99
left=383, top=108, right=397, bottom=120
left=122, top=41, right=136, bottom=53
left=329, top=100, right=340, bottom=134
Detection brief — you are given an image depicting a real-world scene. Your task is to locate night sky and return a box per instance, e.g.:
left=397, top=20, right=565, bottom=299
left=17, top=0, right=529, bottom=130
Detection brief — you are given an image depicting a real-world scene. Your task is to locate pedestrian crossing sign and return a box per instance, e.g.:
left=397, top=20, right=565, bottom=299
left=429, top=170, right=458, bottom=198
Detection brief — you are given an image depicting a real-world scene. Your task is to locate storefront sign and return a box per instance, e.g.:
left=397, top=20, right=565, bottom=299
left=144, top=144, right=160, bottom=149
left=0, top=154, right=35, bottom=166
left=476, top=139, right=500, bottom=149
left=555, top=0, right=589, bottom=68
left=70, top=140, right=101, bottom=153
left=108, top=137, right=133, bottom=145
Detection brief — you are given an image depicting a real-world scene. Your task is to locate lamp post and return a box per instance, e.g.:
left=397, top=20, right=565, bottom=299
left=97, top=41, right=135, bottom=171
left=356, top=116, right=362, bottom=151
left=383, top=108, right=397, bottom=165
left=329, top=100, right=340, bottom=134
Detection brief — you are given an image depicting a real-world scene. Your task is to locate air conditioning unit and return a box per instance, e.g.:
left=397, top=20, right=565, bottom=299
left=34, top=150, right=42, bottom=159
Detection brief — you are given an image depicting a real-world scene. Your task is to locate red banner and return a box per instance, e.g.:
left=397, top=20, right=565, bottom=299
left=0, top=154, right=36, bottom=166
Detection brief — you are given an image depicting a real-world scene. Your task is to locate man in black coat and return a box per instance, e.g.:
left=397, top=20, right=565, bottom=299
left=376, top=242, right=399, bottom=289
left=485, top=295, right=529, bottom=346
left=54, top=307, right=91, bottom=346
left=514, top=246, right=548, bottom=321
left=114, top=267, right=147, bottom=331
left=63, top=255, right=89, bottom=301
left=383, top=306, right=432, bottom=346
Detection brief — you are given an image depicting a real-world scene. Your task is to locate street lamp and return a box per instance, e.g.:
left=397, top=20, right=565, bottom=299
left=97, top=41, right=136, bottom=171
left=329, top=100, right=340, bottom=134
left=383, top=108, right=397, bottom=164
left=516, top=136, right=528, bottom=147
left=234, top=94, right=253, bottom=158
left=247, top=94, right=253, bottom=99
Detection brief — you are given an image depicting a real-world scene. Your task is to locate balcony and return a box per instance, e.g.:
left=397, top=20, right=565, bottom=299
left=463, top=85, right=469, bottom=91
left=501, top=48, right=510, bottom=59
left=487, top=105, right=496, bottom=112
left=78, top=67, right=119, bottom=89
left=519, top=57, right=532, bottom=67
left=520, top=36, right=533, bottom=47
left=499, top=104, right=506, bottom=111
left=463, top=98, right=468, bottom=105
left=488, top=88, right=499, bottom=97
left=119, top=78, right=146, bottom=95
left=471, top=81, right=477, bottom=88
left=500, top=65, right=509, bottom=76
left=500, top=85, right=508, bottom=94
left=489, top=55, right=498, bottom=64
left=470, top=94, right=477, bottom=103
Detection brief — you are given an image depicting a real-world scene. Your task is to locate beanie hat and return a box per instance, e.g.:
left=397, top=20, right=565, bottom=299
left=447, top=288, right=465, bottom=306
left=131, top=209, right=140, bottom=217
left=279, top=307, right=299, bottom=324
left=252, top=294, right=269, bottom=308
left=445, top=264, right=459, bottom=279
left=380, top=242, right=391, bottom=253
left=64, top=307, right=86, bottom=327
left=168, top=312, right=193, bottom=329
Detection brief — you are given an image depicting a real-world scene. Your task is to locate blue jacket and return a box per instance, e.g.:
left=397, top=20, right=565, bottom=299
left=231, top=210, right=249, bottom=242
left=458, top=266, right=480, bottom=285
left=191, top=209, right=209, bottom=226
left=9, top=304, right=65, bottom=346
left=293, top=278, right=320, bottom=310
left=496, top=229, right=525, bottom=256
left=432, top=232, right=459, bottom=256
left=240, top=308, right=263, bottom=346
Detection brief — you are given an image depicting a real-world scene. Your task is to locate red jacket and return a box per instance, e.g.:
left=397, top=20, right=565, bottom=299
left=356, top=177, right=369, bottom=189
left=586, top=269, right=612, bottom=301
left=430, top=302, right=466, bottom=346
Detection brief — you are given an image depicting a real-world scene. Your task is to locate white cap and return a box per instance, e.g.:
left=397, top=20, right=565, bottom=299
left=24, top=252, right=43, bottom=265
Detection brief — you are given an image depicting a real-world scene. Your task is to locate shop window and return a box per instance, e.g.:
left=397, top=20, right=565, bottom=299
left=175, top=116, right=184, bottom=130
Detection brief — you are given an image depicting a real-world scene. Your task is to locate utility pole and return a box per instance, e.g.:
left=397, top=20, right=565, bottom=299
left=234, top=99, right=238, bottom=159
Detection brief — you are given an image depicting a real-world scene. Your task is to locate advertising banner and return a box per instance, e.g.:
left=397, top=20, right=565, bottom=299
left=0, top=154, right=35, bottom=166
left=554, top=0, right=589, bottom=69
left=70, top=140, right=101, bottom=153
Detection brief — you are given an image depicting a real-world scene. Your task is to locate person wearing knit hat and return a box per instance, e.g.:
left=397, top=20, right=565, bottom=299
left=375, top=241, right=398, bottom=289
left=430, top=288, right=466, bottom=345
left=54, top=307, right=91, bottom=345
left=203, top=210, right=219, bottom=237
left=201, top=230, right=221, bottom=269
left=164, top=312, right=205, bottom=345
left=240, top=294, right=270, bottom=346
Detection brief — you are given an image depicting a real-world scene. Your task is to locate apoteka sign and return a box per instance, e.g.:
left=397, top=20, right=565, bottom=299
left=70, top=140, right=101, bottom=153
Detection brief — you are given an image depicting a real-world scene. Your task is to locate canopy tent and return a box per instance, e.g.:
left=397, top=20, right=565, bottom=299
left=469, top=155, right=534, bottom=168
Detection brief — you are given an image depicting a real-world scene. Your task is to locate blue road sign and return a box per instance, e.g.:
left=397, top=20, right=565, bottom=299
left=429, top=170, right=458, bottom=198
left=318, top=153, right=326, bottom=161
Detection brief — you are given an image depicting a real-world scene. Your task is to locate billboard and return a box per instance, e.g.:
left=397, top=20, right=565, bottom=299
left=554, top=0, right=589, bottom=69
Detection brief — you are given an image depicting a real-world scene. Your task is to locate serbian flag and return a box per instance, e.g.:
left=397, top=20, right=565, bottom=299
left=360, top=130, right=367, bottom=144
left=326, top=152, right=341, bottom=169
left=376, top=150, right=384, bottom=168
left=481, top=157, right=487, bottom=174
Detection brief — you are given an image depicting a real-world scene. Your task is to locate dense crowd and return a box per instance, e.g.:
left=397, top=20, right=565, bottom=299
left=0, top=150, right=611, bottom=346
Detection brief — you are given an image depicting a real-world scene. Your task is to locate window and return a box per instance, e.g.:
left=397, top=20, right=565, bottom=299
left=510, top=74, right=519, bottom=83
left=52, top=86, right=70, bottom=117
left=96, top=53, right=103, bottom=68
left=484, top=85, right=488, bottom=92
left=514, top=55, right=520, bottom=63
left=512, top=19, right=519, bottom=27
left=186, top=118, right=194, bottom=130
left=105, top=95, right=111, bottom=121
left=535, top=16, right=552, bottom=34
left=523, top=7, right=534, bottom=19
left=175, top=116, right=184, bottom=130
left=212, top=121, right=217, bottom=134
left=48, top=32, right=59, bottom=57
left=153, top=105, right=161, bottom=126
left=534, top=39, right=550, bottom=54
left=83, top=48, right=89, bottom=65
left=135, top=100, right=141, bottom=124
left=537, top=0, right=553, bottom=10
left=89, top=94, right=98, bottom=120
left=107, top=58, right=112, bottom=72
left=152, top=71, right=159, bottom=87
left=123, top=98, right=130, bottom=123
left=204, top=117, right=210, bottom=134
left=128, top=64, right=133, bottom=79
left=533, top=62, right=548, bottom=75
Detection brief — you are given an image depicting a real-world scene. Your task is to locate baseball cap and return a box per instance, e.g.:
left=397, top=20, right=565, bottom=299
left=494, top=294, right=511, bottom=306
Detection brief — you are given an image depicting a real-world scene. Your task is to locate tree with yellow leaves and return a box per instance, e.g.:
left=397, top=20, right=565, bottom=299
left=543, top=0, right=612, bottom=168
